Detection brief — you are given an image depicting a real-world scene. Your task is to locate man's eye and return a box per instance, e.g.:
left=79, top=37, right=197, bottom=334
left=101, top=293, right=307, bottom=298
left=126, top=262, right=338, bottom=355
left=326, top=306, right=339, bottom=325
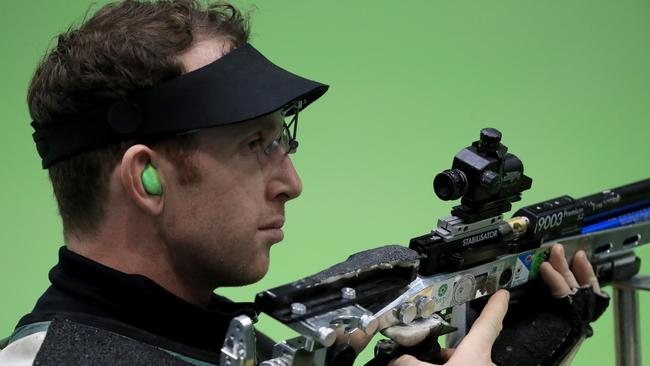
left=248, top=138, right=263, bottom=150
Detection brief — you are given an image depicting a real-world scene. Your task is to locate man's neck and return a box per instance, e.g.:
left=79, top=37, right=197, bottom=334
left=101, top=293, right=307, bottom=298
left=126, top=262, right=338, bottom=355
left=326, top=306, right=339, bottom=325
left=66, top=231, right=212, bottom=307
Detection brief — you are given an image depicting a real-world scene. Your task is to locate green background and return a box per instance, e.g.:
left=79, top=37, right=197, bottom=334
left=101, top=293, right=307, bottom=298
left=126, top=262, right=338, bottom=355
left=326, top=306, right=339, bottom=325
left=1, top=1, right=649, bottom=364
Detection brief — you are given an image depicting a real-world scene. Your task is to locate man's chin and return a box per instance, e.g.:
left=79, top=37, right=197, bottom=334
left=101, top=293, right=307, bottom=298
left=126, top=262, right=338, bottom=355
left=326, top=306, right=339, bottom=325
left=241, top=265, right=269, bottom=285
left=215, top=259, right=270, bottom=287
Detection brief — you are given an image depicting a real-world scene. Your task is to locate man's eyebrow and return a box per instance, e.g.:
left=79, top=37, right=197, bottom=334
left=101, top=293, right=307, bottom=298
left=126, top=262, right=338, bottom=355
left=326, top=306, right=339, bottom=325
left=228, top=114, right=281, bottom=138
left=256, top=116, right=283, bottom=135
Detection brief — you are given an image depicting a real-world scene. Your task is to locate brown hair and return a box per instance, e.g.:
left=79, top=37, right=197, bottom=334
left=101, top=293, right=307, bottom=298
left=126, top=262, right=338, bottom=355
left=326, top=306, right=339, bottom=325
left=28, top=0, right=250, bottom=238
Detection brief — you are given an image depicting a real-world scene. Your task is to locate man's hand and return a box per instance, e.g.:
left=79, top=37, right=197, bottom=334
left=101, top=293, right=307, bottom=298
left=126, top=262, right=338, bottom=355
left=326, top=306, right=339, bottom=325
left=389, top=289, right=510, bottom=366
left=390, top=243, right=604, bottom=366
left=540, top=243, right=604, bottom=297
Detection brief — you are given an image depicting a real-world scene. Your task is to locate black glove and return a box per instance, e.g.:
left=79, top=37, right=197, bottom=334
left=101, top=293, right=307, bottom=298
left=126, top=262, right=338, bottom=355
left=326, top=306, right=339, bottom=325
left=491, top=285, right=609, bottom=366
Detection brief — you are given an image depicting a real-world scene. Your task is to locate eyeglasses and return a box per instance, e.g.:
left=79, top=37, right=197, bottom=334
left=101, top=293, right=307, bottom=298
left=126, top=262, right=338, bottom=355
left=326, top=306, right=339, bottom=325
left=171, top=99, right=304, bottom=157
left=263, top=99, right=303, bottom=156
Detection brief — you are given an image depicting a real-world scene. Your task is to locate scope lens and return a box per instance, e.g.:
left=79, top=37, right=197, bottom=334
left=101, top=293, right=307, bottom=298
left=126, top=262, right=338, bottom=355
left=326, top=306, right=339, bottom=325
left=434, top=169, right=468, bottom=200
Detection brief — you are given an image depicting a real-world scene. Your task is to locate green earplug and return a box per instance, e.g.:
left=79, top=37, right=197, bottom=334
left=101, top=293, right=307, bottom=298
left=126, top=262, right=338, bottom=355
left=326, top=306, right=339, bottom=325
left=141, top=162, right=162, bottom=195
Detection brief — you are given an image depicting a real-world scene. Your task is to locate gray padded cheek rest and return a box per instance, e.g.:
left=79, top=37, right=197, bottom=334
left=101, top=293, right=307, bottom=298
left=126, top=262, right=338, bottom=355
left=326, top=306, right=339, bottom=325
left=299, top=245, right=421, bottom=287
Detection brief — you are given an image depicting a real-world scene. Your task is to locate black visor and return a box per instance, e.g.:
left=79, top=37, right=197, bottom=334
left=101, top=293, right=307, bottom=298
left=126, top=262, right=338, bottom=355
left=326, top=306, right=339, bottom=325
left=32, top=43, right=329, bottom=168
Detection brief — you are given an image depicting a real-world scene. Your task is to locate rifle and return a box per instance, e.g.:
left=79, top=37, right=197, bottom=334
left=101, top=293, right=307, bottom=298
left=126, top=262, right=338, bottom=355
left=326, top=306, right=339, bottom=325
left=219, top=128, right=650, bottom=366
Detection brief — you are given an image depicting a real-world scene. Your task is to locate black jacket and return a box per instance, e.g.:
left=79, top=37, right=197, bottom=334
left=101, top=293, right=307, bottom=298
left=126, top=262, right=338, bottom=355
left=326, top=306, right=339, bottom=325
left=13, top=247, right=272, bottom=365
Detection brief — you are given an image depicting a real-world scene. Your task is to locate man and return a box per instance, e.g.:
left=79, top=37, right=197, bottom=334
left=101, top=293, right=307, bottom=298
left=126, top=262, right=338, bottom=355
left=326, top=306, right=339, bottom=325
left=0, top=1, right=608, bottom=365
left=1, top=1, right=319, bottom=364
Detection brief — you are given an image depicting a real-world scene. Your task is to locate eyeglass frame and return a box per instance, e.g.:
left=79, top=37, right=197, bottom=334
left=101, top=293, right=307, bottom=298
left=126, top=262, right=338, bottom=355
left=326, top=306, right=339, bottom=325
left=263, top=99, right=303, bottom=156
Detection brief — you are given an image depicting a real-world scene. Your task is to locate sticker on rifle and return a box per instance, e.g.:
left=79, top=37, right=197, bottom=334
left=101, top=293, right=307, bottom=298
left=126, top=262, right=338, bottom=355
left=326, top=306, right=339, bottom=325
left=529, top=248, right=550, bottom=279
left=438, top=284, right=449, bottom=297
left=433, top=280, right=453, bottom=310
left=512, top=252, right=534, bottom=286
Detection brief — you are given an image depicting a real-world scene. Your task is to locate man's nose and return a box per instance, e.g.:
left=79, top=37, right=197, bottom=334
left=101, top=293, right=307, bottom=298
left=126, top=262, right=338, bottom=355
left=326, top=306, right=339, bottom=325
left=267, top=154, right=302, bottom=203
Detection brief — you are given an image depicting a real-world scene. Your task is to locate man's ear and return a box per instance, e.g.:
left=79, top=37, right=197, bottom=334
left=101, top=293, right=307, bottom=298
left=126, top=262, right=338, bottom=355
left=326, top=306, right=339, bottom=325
left=120, top=145, right=164, bottom=216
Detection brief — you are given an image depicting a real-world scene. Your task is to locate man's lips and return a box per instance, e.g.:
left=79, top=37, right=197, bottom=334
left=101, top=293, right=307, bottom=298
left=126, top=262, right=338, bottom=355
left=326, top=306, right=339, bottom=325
left=259, top=217, right=285, bottom=243
left=259, top=217, right=285, bottom=230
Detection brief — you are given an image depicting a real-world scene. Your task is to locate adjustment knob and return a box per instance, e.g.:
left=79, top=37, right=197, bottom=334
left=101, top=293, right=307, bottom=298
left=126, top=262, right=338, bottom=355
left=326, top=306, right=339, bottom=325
left=317, top=327, right=337, bottom=347
left=416, top=296, right=436, bottom=318
left=397, top=302, right=418, bottom=324
left=480, top=170, right=501, bottom=192
left=479, top=128, right=502, bottom=151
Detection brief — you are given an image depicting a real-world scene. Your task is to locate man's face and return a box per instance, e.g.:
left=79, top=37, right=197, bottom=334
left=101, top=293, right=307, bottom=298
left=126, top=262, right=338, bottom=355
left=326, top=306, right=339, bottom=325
left=158, top=112, right=302, bottom=287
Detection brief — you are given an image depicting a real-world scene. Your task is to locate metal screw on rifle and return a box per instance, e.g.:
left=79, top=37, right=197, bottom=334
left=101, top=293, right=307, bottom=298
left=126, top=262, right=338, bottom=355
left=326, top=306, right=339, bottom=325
left=317, top=326, right=337, bottom=347
left=398, top=302, right=417, bottom=324
left=291, top=302, right=307, bottom=316
left=341, top=287, right=356, bottom=300
left=416, top=296, right=435, bottom=318
left=360, top=314, right=378, bottom=334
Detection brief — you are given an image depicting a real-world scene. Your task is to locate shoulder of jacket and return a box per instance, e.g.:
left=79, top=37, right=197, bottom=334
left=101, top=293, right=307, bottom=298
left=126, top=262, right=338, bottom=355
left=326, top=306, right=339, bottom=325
left=0, top=329, right=48, bottom=366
